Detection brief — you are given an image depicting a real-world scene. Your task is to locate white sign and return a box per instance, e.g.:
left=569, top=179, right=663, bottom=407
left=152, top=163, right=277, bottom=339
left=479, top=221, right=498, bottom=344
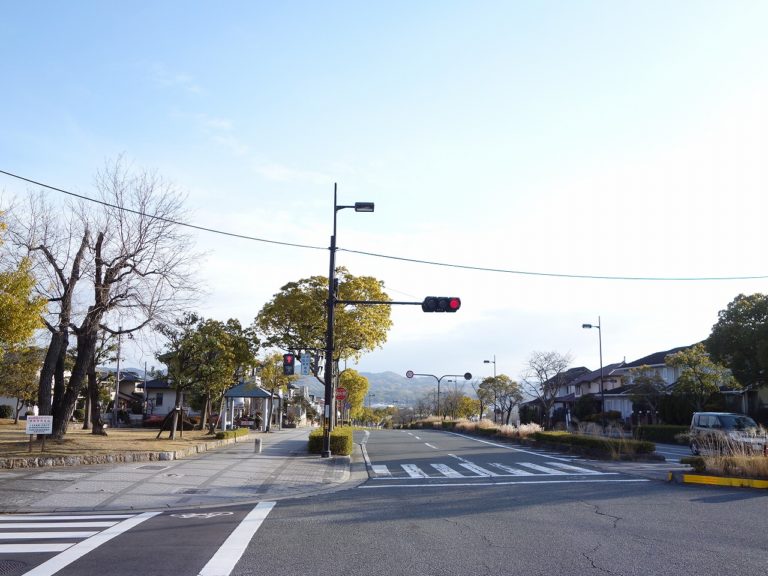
left=25, top=415, right=53, bottom=435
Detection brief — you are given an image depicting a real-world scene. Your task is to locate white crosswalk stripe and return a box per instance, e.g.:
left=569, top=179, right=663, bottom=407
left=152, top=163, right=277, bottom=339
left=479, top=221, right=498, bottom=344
left=371, top=459, right=609, bottom=479
left=0, top=513, right=151, bottom=556
left=430, top=464, right=465, bottom=478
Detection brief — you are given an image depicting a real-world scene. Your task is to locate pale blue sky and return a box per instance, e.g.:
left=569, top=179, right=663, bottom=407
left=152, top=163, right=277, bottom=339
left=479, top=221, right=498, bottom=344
left=2, top=2, right=767, bottom=381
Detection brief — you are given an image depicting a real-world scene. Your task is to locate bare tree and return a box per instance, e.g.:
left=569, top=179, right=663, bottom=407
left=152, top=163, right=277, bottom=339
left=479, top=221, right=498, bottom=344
left=521, top=351, right=573, bottom=429
left=9, top=158, right=200, bottom=438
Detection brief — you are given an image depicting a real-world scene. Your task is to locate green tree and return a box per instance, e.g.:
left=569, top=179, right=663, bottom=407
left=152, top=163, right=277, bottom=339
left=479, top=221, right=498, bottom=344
left=340, top=369, right=369, bottom=421
left=0, top=216, right=46, bottom=357
left=480, top=375, right=523, bottom=425
left=456, top=395, right=480, bottom=420
left=0, top=345, right=45, bottom=422
left=666, top=344, right=738, bottom=411
left=706, top=293, right=768, bottom=388
left=254, top=267, right=392, bottom=383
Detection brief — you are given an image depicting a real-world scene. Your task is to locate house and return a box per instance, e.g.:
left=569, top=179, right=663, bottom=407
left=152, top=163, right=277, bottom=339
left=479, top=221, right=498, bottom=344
left=605, top=345, right=690, bottom=422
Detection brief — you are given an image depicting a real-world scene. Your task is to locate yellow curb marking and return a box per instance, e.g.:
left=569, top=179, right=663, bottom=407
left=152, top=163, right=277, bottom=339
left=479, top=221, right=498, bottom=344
left=681, top=474, right=768, bottom=489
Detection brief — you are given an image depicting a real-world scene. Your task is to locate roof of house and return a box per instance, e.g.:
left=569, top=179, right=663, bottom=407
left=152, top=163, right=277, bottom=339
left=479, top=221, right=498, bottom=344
left=144, top=378, right=173, bottom=390
left=621, top=345, right=692, bottom=369
left=224, top=382, right=272, bottom=399
left=569, top=362, right=626, bottom=386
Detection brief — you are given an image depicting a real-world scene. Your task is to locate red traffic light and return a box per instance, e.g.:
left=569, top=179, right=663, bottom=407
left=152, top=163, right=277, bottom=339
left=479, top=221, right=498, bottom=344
left=422, top=296, right=461, bottom=312
left=282, top=353, right=295, bottom=376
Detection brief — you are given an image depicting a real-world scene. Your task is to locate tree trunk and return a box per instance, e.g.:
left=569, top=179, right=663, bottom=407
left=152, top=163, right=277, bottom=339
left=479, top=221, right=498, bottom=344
left=169, top=389, right=180, bottom=440
left=38, top=330, right=65, bottom=415
left=51, top=330, right=96, bottom=439
left=50, top=331, right=69, bottom=420
left=82, top=396, right=91, bottom=430
left=200, top=394, right=210, bottom=431
left=14, top=398, right=22, bottom=425
left=87, top=360, right=107, bottom=435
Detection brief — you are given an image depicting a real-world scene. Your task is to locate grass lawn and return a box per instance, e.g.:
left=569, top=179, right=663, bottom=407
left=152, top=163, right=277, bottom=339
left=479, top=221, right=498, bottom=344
left=0, top=418, right=218, bottom=459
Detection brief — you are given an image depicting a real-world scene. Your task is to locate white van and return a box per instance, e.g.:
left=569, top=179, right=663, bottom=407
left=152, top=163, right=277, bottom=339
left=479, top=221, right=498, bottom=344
left=689, top=412, right=766, bottom=455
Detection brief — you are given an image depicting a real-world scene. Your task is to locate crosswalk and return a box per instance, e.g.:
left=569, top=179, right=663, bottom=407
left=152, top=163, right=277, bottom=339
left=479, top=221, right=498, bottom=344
left=0, top=514, right=135, bottom=554
left=370, top=457, right=609, bottom=480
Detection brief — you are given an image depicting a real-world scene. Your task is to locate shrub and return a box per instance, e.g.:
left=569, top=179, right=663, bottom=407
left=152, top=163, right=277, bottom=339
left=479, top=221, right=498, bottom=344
left=0, top=405, right=13, bottom=419
left=532, top=431, right=655, bottom=458
left=72, top=408, right=85, bottom=422
left=308, top=427, right=354, bottom=455
left=215, top=428, right=250, bottom=440
left=681, top=456, right=706, bottom=473
left=635, top=425, right=688, bottom=444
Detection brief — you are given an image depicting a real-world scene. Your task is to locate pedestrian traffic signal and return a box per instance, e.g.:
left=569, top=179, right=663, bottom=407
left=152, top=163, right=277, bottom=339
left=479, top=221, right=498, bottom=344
left=422, top=296, right=461, bottom=312
left=282, top=353, right=295, bottom=376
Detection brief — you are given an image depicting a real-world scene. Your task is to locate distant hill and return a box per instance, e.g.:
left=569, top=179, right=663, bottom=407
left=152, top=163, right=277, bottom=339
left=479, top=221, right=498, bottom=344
left=292, top=371, right=473, bottom=407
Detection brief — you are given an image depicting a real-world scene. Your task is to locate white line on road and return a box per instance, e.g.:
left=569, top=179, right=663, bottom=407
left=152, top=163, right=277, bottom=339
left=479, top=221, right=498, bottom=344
left=0, top=544, right=72, bottom=553
left=431, top=464, right=465, bottom=478
left=401, top=465, right=429, bottom=478
left=197, top=501, right=276, bottom=576
left=0, top=515, right=133, bottom=521
left=20, top=512, right=161, bottom=576
left=371, top=465, right=391, bottom=476
left=446, top=431, right=575, bottom=462
left=516, top=462, right=568, bottom=475
left=0, top=532, right=98, bottom=540
left=358, top=478, right=651, bottom=489
left=424, top=443, right=438, bottom=449
left=0, top=522, right=118, bottom=529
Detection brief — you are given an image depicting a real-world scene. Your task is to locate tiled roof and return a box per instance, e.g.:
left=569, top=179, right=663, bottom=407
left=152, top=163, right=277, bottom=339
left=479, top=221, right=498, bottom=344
left=622, top=345, right=693, bottom=369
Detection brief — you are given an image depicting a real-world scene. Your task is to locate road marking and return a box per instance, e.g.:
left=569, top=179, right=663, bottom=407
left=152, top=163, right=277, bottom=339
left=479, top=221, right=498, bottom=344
left=170, top=512, right=234, bottom=519
left=197, top=501, right=276, bottom=576
left=371, top=465, right=390, bottom=476
left=0, top=522, right=118, bottom=529
left=489, top=463, right=536, bottom=476
left=546, top=462, right=601, bottom=475
left=459, top=463, right=499, bottom=477
left=19, top=512, right=160, bottom=575
left=0, top=544, right=72, bottom=553
left=1, top=532, right=98, bottom=540
left=359, top=478, right=651, bottom=489
left=431, top=464, right=464, bottom=478
left=0, top=515, right=132, bottom=521
left=424, top=443, right=438, bottom=449
left=414, top=436, right=421, bottom=440
left=516, top=462, right=568, bottom=475
left=402, top=465, right=429, bottom=478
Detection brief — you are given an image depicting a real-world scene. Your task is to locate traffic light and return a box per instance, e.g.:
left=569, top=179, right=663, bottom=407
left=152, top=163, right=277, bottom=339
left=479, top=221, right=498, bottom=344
left=282, top=353, right=295, bottom=376
left=422, top=296, right=461, bottom=312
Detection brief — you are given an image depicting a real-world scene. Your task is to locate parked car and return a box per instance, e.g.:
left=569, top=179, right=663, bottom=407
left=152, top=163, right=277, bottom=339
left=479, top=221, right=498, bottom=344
left=689, top=412, right=767, bottom=455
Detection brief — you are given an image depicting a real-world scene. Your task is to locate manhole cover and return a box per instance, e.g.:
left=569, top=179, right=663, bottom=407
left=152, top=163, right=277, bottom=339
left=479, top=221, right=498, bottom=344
left=137, top=465, right=169, bottom=470
left=0, top=560, right=27, bottom=574
left=177, top=488, right=210, bottom=494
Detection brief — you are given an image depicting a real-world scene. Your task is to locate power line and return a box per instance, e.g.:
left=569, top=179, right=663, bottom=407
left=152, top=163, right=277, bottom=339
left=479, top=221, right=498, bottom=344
left=3, top=168, right=767, bottom=282
left=0, top=169, right=325, bottom=252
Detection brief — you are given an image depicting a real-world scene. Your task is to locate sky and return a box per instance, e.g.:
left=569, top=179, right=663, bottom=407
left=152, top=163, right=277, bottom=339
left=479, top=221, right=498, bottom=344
left=1, top=1, right=767, bottom=383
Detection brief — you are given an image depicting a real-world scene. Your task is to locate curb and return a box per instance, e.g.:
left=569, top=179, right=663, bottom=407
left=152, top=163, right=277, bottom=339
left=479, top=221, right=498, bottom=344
left=0, top=434, right=246, bottom=470
left=667, top=471, right=768, bottom=489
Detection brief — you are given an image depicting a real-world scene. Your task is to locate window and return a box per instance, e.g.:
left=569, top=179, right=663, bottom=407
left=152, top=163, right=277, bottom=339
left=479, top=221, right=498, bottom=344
left=155, top=393, right=163, bottom=407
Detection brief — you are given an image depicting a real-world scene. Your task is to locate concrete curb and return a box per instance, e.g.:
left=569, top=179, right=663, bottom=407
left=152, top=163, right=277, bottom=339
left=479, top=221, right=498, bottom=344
left=0, top=435, right=244, bottom=470
left=667, top=470, right=768, bottom=489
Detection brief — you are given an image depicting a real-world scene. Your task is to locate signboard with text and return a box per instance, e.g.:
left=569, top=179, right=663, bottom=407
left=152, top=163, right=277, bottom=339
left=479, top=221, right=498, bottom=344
left=25, top=415, right=53, bottom=435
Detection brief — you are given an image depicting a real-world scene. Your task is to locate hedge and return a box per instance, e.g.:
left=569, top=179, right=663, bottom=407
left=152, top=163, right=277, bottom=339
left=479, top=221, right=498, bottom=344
left=0, top=405, right=13, bottom=419
left=634, top=425, right=688, bottom=444
left=215, top=428, right=250, bottom=440
left=532, top=431, right=656, bottom=456
left=308, top=427, right=354, bottom=455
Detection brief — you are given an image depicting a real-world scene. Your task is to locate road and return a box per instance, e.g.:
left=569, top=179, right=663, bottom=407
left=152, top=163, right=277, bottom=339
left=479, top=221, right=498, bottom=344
left=2, top=429, right=767, bottom=576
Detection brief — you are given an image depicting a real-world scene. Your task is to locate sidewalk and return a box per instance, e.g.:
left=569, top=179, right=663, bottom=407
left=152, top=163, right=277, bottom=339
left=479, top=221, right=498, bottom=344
left=0, top=428, right=360, bottom=513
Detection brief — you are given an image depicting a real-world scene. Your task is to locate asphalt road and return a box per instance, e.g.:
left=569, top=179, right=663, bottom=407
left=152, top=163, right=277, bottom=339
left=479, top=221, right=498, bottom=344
left=2, top=429, right=767, bottom=576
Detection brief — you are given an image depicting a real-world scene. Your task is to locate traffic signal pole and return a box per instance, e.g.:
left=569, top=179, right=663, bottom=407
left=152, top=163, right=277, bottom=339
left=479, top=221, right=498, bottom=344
left=322, top=186, right=340, bottom=458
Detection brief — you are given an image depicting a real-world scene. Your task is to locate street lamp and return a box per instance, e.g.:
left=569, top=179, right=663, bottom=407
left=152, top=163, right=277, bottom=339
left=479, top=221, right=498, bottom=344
left=582, top=317, right=605, bottom=430
left=483, top=355, right=496, bottom=422
left=322, top=184, right=374, bottom=458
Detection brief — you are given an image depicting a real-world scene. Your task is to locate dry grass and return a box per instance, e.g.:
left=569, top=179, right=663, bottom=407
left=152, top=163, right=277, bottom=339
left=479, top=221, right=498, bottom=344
left=0, top=418, right=216, bottom=458
left=688, top=432, right=768, bottom=479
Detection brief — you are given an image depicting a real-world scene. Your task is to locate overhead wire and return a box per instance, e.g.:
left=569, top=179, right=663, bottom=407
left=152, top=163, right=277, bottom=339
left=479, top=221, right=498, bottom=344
left=2, top=168, right=767, bottom=282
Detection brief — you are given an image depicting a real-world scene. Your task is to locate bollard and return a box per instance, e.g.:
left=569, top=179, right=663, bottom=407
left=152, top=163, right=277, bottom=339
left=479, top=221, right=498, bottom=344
left=254, top=437, right=262, bottom=454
